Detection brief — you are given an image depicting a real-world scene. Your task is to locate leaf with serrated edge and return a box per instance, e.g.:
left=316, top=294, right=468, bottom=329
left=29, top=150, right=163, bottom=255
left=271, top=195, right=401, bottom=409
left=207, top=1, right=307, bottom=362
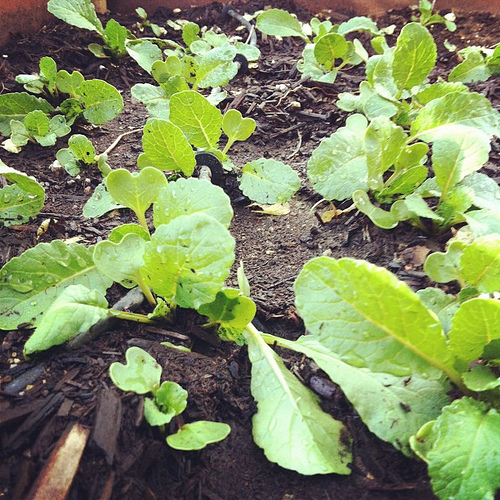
left=459, top=235, right=500, bottom=292
left=449, top=298, right=500, bottom=364
left=24, top=284, right=109, bottom=355
left=109, top=346, right=162, bottom=394
left=271, top=335, right=450, bottom=455
left=244, top=327, right=352, bottom=475
left=393, top=23, right=436, bottom=91
left=410, top=398, right=500, bottom=500
left=138, top=119, right=196, bottom=175
left=153, top=177, right=233, bottom=229
left=240, top=158, right=300, bottom=204
left=169, top=90, right=222, bottom=149
left=142, top=214, right=234, bottom=309
left=295, top=257, right=455, bottom=380
left=0, top=240, right=112, bottom=330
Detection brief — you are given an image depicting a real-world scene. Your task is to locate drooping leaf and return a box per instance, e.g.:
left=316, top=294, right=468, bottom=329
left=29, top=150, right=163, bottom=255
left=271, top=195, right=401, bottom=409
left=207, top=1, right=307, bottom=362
left=169, top=90, right=222, bottom=149
left=0, top=240, right=112, bottom=330
left=153, top=177, right=233, bottom=229
left=126, top=40, right=163, bottom=73
left=137, top=119, right=196, bottom=176
left=338, top=16, right=381, bottom=35
left=256, top=9, right=308, bottom=41
left=307, top=114, right=368, bottom=201
left=272, top=335, right=450, bottom=456
left=166, top=421, right=231, bottom=450
left=410, top=398, right=500, bottom=500
left=240, top=158, right=300, bottom=204
left=295, top=257, right=454, bottom=379
left=24, top=284, right=109, bottom=355
left=393, top=23, right=436, bottom=91
left=245, top=327, right=352, bottom=475
left=47, top=0, right=104, bottom=35
left=109, top=346, right=162, bottom=394
left=0, top=161, right=45, bottom=227
left=142, top=214, right=235, bottom=309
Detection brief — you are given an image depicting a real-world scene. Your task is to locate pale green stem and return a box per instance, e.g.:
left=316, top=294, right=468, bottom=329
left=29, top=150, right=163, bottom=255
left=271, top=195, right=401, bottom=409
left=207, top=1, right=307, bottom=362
left=136, top=211, right=150, bottom=236
left=134, top=272, right=157, bottom=307
left=109, top=310, right=156, bottom=323
left=222, top=139, right=234, bottom=155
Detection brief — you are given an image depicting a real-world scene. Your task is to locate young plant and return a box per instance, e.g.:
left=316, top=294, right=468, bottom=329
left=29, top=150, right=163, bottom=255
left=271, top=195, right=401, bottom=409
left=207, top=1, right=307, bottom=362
left=310, top=22, right=500, bottom=232
left=0, top=161, right=45, bottom=226
left=412, top=0, right=457, bottom=32
left=449, top=44, right=500, bottom=83
left=0, top=57, right=124, bottom=144
left=135, top=7, right=165, bottom=37
left=255, top=9, right=389, bottom=83
left=47, top=0, right=133, bottom=58
left=110, top=346, right=231, bottom=450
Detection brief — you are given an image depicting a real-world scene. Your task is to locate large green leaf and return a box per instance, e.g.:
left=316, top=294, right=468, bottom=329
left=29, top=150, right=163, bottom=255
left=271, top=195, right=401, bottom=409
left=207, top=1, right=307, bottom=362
left=77, top=80, right=124, bottom=125
left=449, top=298, right=500, bottom=364
left=195, top=44, right=238, bottom=89
left=130, top=83, right=169, bottom=120
left=272, top=335, right=450, bottom=456
left=142, top=214, right=235, bottom=309
left=411, top=398, right=500, bottom=500
left=126, top=40, right=163, bottom=73
left=0, top=240, right=112, bottom=330
left=256, top=9, right=308, bottom=41
left=137, top=119, right=196, bottom=175
left=240, top=158, right=300, bottom=204
left=294, top=257, right=455, bottom=380
left=307, top=114, right=368, bottom=201
left=0, top=93, right=54, bottom=135
left=245, top=327, right=352, bottom=475
left=0, top=162, right=45, bottom=227
left=393, top=23, right=436, bottom=91
left=24, top=284, right=109, bottom=355
left=169, top=90, right=222, bottom=149
left=411, top=92, right=500, bottom=141
left=153, top=177, right=233, bottom=229
left=47, top=0, right=104, bottom=35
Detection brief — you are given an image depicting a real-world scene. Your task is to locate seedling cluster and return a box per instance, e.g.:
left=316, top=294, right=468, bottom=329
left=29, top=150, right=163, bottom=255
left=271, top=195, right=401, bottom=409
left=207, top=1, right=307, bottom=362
left=0, top=0, right=499, bottom=498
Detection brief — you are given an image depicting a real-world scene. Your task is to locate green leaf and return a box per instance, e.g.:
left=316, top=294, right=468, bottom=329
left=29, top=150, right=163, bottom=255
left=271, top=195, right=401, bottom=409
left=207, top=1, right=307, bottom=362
left=0, top=240, right=112, bottom=330
left=461, top=172, right=500, bottom=212
left=142, top=214, right=235, bottom=309
left=169, top=91, right=222, bottom=149
left=411, top=92, right=500, bottom=141
left=24, top=284, right=109, bottom=355
left=125, top=39, right=163, bottom=73
left=410, top=398, right=500, bottom=500
left=449, top=49, right=491, bottom=83
left=449, top=298, right=500, bottom=364
left=93, top=233, right=147, bottom=288
left=365, top=116, right=407, bottom=189
left=167, top=421, right=231, bottom=450
left=109, top=346, right=162, bottom=394
left=465, top=210, right=500, bottom=238
left=307, top=114, right=368, bottom=201
left=295, top=257, right=454, bottom=379
left=415, top=81, right=468, bottom=105
left=198, top=289, right=256, bottom=343
left=338, top=16, right=381, bottom=35
left=68, top=134, right=96, bottom=164
left=104, top=18, right=128, bottom=57
left=273, top=335, right=450, bottom=455
left=182, top=21, right=200, bottom=46
left=106, top=167, right=168, bottom=229
left=195, top=44, right=238, bottom=89
left=240, top=158, right=300, bottom=204
left=144, top=380, right=188, bottom=426
left=352, top=190, right=400, bottom=229
left=56, top=70, right=85, bottom=97
left=24, top=110, right=50, bottom=137
left=82, top=182, right=124, bottom=218
left=130, top=83, right=169, bottom=120
left=423, top=241, right=466, bottom=283
left=417, top=287, right=459, bottom=335
left=0, top=92, right=54, bottom=135
left=47, top=0, right=104, bottom=35
left=137, top=119, right=196, bottom=176
left=222, top=109, right=256, bottom=150
left=460, top=235, right=500, bottom=292
left=393, top=23, right=436, bottom=91
left=0, top=161, right=45, bottom=227
left=432, top=129, right=490, bottom=197
left=77, top=80, right=124, bottom=125
left=244, top=327, right=352, bottom=475
left=256, top=9, right=308, bottom=41
left=153, top=177, right=233, bottom=229
left=108, top=223, right=150, bottom=243
left=462, top=364, right=500, bottom=392
left=314, top=34, right=348, bottom=69
left=39, top=56, right=57, bottom=93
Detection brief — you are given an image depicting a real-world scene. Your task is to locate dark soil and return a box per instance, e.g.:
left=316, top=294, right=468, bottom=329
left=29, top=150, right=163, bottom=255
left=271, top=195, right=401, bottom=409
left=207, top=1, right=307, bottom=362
left=0, top=2, right=498, bottom=499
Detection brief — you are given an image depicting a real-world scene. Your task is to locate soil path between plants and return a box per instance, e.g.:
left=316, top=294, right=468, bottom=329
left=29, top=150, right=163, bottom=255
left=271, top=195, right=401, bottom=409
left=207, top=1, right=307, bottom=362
left=0, top=1, right=498, bottom=499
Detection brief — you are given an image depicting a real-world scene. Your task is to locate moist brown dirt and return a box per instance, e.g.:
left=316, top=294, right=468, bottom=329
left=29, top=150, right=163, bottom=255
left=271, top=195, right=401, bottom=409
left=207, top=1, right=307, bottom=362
left=0, top=2, right=498, bottom=499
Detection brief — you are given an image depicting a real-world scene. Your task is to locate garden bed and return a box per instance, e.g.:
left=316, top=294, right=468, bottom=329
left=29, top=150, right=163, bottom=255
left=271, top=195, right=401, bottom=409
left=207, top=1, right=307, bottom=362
left=0, top=1, right=499, bottom=499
